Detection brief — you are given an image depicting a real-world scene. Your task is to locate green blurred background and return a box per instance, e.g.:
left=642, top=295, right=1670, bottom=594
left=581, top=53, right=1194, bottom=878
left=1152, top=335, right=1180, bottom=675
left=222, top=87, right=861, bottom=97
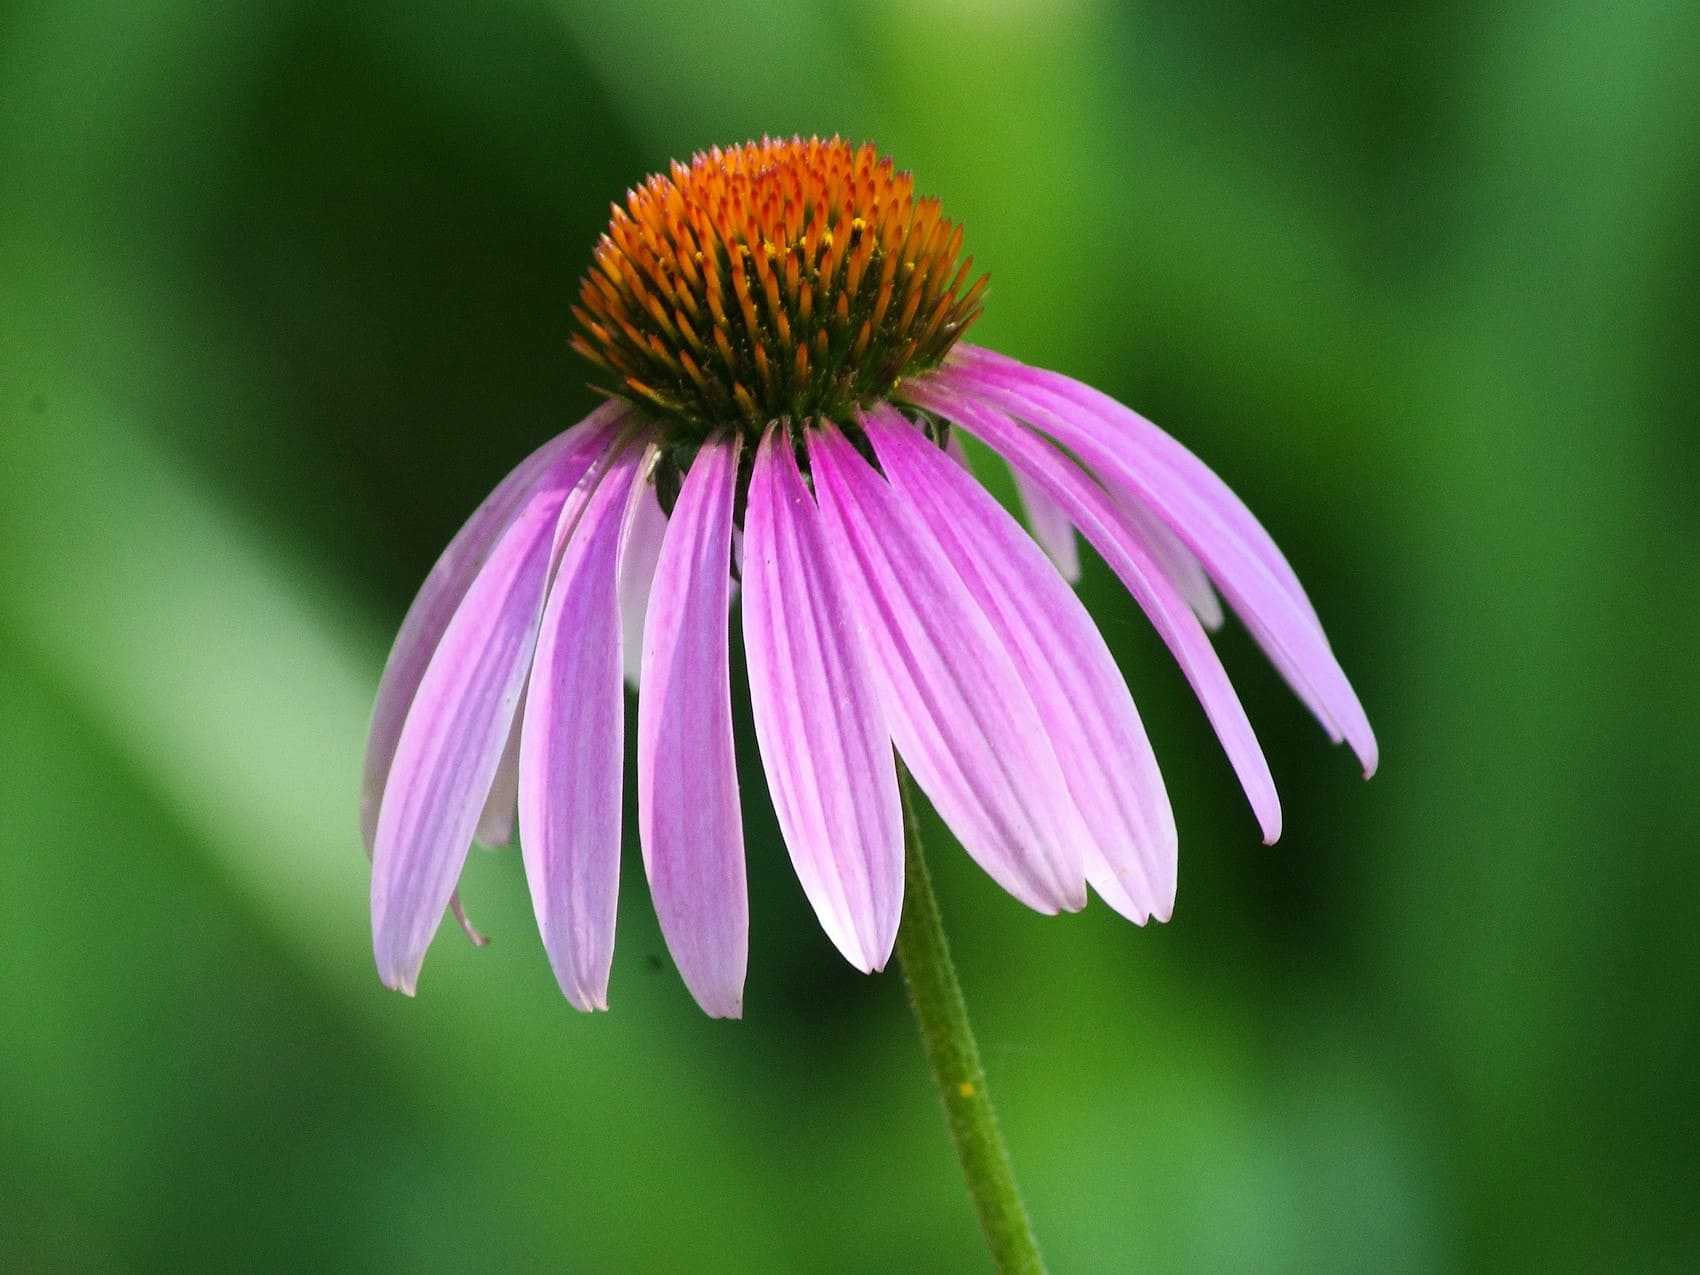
left=2, top=1, right=1695, bottom=1270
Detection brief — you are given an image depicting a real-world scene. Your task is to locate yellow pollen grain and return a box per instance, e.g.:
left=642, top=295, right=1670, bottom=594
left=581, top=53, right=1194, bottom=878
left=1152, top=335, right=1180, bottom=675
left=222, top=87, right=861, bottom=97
left=957, top=1081, right=975, bottom=1099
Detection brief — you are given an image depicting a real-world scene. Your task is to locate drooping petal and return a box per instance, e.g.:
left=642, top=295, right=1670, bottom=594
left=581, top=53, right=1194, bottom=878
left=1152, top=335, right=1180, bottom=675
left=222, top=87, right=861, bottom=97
left=473, top=702, right=522, bottom=849
left=1010, top=467, right=1082, bottom=583
left=518, top=445, right=647, bottom=1012
left=808, top=423, right=1088, bottom=913
left=1118, top=499, right=1223, bottom=632
left=637, top=434, right=747, bottom=1018
left=618, top=479, right=668, bottom=688
left=370, top=435, right=619, bottom=995
left=944, top=432, right=973, bottom=471
left=951, top=431, right=1082, bottom=582
left=942, top=348, right=1376, bottom=776
left=909, top=378, right=1281, bottom=843
left=863, top=407, right=1175, bottom=921
left=743, top=428, right=903, bottom=972
left=950, top=345, right=1320, bottom=620
left=1006, top=357, right=1339, bottom=737
left=966, top=363, right=1364, bottom=764
left=361, top=402, right=628, bottom=851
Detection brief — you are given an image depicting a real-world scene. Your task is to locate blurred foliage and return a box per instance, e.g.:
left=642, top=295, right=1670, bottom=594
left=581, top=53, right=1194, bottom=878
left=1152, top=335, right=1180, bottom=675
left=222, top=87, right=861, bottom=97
left=2, top=0, right=1697, bottom=1270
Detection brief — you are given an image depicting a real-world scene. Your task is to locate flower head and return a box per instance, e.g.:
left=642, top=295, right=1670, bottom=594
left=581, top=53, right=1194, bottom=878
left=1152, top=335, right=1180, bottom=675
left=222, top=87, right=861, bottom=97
left=363, top=137, right=1375, bottom=1017
left=570, top=136, right=984, bottom=436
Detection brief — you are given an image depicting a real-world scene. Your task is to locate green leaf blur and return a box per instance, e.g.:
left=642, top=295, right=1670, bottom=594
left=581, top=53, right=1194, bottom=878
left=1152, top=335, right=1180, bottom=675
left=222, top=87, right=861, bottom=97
left=2, top=1, right=1695, bottom=1270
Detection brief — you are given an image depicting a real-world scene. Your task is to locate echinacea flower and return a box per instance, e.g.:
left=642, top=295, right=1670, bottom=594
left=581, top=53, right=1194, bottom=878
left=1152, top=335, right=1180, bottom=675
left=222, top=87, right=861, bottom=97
left=362, top=136, right=1375, bottom=1018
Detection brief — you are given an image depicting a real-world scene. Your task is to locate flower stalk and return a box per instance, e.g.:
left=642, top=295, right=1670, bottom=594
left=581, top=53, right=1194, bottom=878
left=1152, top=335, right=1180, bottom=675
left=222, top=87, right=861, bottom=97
left=895, top=769, right=1046, bottom=1275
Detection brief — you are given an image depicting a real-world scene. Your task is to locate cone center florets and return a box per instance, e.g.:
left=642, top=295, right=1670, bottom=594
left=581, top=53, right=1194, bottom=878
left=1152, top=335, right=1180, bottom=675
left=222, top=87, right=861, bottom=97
left=571, top=136, right=987, bottom=441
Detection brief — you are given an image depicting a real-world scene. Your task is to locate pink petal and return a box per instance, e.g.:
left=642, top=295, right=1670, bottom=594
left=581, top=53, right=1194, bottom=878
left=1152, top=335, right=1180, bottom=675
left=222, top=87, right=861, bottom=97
left=518, top=445, right=647, bottom=1012
left=370, top=437, right=620, bottom=995
left=361, top=403, right=627, bottom=852
left=908, top=378, right=1282, bottom=844
left=863, top=407, right=1175, bottom=922
left=951, top=346, right=1320, bottom=621
left=473, top=704, right=522, bottom=849
left=807, top=423, right=1088, bottom=913
left=619, top=480, right=668, bottom=688
left=637, top=435, right=747, bottom=1018
left=943, top=349, right=1376, bottom=777
left=1118, top=499, right=1224, bottom=632
left=944, top=432, right=973, bottom=471
left=743, top=428, right=903, bottom=972
left=1010, top=467, right=1082, bottom=583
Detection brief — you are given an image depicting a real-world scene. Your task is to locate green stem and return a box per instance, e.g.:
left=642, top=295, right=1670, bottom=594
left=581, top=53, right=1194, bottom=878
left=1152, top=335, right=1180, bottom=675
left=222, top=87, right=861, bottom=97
left=895, top=771, right=1046, bottom=1275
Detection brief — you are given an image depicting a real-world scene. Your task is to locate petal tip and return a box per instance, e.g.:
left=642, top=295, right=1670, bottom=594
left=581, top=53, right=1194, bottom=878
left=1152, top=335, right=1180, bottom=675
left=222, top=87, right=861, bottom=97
left=865, top=923, right=899, bottom=975
left=358, top=788, right=380, bottom=857
left=374, top=930, right=424, bottom=997
left=1057, top=880, right=1090, bottom=914
left=683, top=976, right=745, bottom=1019
left=836, top=921, right=898, bottom=976
left=1149, top=874, right=1177, bottom=926
left=566, top=987, right=611, bottom=1013
left=380, top=968, right=419, bottom=998
left=1351, top=722, right=1380, bottom=779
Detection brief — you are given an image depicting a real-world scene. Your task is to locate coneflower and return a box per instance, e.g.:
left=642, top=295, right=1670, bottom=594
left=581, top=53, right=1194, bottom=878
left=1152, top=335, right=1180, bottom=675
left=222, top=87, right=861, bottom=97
left=364, top=134, right=1373, bottom=1012
left=361, top=135, right=1375, bottom=1269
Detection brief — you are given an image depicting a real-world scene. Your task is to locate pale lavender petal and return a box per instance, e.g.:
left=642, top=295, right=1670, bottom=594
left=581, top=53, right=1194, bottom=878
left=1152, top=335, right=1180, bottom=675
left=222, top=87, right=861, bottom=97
left=955, top=425, right=1082, bottom=585
left=473, top=703, right=522, bottom=849
left=808, top=423, right=1088, bottom=913
left=361, top=401, right=628, bottom=851
left=619, top=479, right=667, bottom=688
left=1011, top=466, right=1082, bottom=583
left=963, top=362, right=1361, bottom=762
left=370, top=445, right=605, bottom=995
left=944, top=431, right=973, bottom=471
left=949, top=345, right=1320, bottom=620
left=864, top=408, right=1174, bottom=922
left=1119, top=499, right=1223, bottom=632
left=908, top=378, right=1281, bottom=843
left=518, top=445, right=646, bottom=1012
left=941, top=348, right=1376, bottom=777
left=1120, top=479, right=1335, bottom=739
left=743, top=428, right=903, bottom=972
left=637, top=435, right=747, bottom=1018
